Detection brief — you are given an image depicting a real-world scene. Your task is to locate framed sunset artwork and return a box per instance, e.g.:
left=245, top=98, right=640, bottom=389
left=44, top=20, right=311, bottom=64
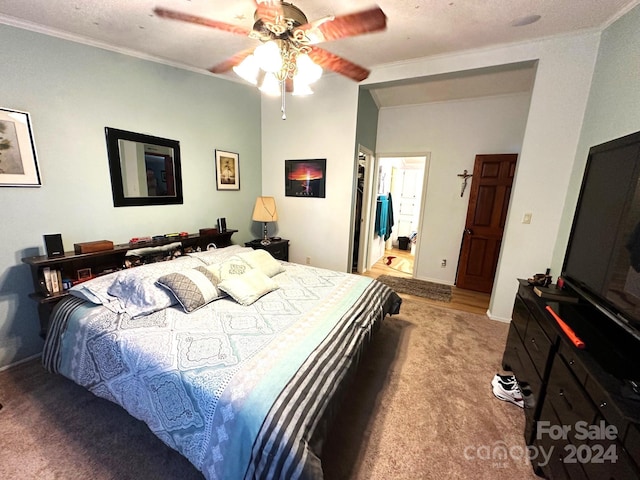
left=285, top=159, right=326, bottom=198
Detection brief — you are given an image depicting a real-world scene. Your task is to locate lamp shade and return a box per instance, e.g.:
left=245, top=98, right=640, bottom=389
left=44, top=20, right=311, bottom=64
left=252, top=196, right=278, bottom=222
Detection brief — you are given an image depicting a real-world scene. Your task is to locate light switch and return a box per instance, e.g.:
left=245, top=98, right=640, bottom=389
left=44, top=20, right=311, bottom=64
left=522, top=212, right=532, bottom=224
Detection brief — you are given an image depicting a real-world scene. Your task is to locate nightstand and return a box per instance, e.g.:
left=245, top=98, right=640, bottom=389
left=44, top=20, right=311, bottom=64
left=245, top=238, right=289, bottom=261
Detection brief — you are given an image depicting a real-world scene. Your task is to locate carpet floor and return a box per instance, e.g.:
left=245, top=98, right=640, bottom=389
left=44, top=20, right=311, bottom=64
left=0, top=298, right=538, bottom=480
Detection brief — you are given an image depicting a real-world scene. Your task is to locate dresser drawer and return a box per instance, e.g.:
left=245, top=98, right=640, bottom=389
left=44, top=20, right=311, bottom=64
left=502, top=322, right=543, bottom=444
left=558, top=339, right=589, bottom=386
left=581, top=418, right=639, bottom=480
left=267, top=244, right=288, bottom=261
left=624, top=422, right=640, bottom=468
left=502, top=322, right=524, bottom=372
left=511, top=295, right=529, bottom=340
left=523, top=312, right=554, bottom=380
left=534, top=401, right=589, bottom=480
left=545, top=355, right=598, bottom=443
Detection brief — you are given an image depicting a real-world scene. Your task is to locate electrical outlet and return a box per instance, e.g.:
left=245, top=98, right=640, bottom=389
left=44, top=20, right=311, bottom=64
left=441, top=259, right=447, bottom=267
left=523, top=212, right=532, bottom=224
left=306, top=257, right=311, bottom=265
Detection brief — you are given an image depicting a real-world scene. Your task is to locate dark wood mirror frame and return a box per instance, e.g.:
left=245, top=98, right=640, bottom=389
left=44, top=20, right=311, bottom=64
left=105, top=127, right=183, bottom=207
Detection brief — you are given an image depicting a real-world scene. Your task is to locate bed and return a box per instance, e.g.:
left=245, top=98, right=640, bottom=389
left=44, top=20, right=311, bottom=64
left=42, top=245, right=401, bottom=479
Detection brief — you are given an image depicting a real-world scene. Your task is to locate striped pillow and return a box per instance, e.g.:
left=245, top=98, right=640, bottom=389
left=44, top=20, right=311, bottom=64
left=156, top=265, right=223, bottom=313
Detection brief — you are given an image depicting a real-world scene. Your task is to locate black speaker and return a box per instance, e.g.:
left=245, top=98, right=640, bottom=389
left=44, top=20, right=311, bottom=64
left=44, top=234, right=64, bottom=258
left=217, top=217, right=227, bottom=233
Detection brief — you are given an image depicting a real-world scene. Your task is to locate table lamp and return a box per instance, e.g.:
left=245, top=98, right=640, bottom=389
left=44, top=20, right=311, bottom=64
left=252, top=196, right=278, bottom=245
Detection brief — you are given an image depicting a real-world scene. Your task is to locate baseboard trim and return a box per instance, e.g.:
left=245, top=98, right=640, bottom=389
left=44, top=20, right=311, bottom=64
left=0, top=353, right=42, bottom=372
left=487, top=308, right=511, bottom=323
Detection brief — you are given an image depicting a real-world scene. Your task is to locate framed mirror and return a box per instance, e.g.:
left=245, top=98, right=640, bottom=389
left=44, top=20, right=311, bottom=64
left=105, top=127, right=183, bottom=207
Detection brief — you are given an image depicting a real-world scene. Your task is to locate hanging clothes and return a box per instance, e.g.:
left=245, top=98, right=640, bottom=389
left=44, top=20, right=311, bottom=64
left=375, top=193, right=394, bottom=240
left=385, top=192, right=394, bottom=241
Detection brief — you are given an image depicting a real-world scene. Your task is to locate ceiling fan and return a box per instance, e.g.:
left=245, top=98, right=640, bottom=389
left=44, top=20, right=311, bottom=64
left=154, top=1, right=387, bottom=117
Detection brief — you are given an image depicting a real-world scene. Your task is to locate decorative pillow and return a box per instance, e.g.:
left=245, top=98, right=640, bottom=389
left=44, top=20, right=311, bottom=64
left=208, top=255, right=252, bottom=283
left=107, top=256, right=203, bottom=317
left=187, top=245, right=254, bottom=265
left=156, top=265, right=223, bottom=313
left=218, top=269, right=279, bottom=306
left=238, top=249, right=285, bottom=277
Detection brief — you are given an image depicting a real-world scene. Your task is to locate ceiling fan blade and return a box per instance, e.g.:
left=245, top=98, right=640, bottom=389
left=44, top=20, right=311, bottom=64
left=153, top=7, right=251, bottom=36
left=308, top=46, right=370, bottom=82
left=208, top=48, right=255, bottom=74
left=253, top=0, right=284, bottom=24
left=297, top=6, right=387, bottom=44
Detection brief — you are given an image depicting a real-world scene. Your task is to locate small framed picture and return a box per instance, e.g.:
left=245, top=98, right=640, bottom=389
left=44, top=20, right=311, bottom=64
left=77, top=268, right=92, bottom=281
left=215, top=149, right=240, bottom=190
left=0, top=107, right=41, bottom=187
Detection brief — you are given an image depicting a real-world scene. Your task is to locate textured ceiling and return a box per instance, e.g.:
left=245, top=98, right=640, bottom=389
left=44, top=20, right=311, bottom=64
left=0, top=0, right=637, bottom=106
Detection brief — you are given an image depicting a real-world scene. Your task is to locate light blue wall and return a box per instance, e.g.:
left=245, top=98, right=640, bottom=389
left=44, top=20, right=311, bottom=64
left=552, top=4, right=640, bottom=270
left=355, top=88, right=379, bottom=154
left=0, top=24, right=262, bottom=368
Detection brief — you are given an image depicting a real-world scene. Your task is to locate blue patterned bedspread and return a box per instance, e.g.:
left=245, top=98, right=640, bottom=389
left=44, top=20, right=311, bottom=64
left=43, top=262, right=400, bottom=479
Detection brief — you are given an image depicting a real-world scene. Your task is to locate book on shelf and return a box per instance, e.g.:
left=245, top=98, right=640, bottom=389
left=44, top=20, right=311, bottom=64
left=50, top=269, right=60, bottom=293
left=41, top=268, right=66, bottom=294
left=42, top=267, right=53, bottom=294
left=533, top=285, right=579, bottom=303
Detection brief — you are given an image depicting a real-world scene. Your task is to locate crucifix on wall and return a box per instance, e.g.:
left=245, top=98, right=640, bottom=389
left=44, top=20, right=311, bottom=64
left=457, top=169, right=473, bottom=197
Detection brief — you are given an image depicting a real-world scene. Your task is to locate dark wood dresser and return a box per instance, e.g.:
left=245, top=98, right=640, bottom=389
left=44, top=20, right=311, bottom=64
left=502, top=279, right=640, bottom=479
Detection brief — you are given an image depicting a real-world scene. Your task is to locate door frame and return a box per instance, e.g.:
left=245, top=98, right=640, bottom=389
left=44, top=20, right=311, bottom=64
left=374, top=152, right=431, bottom=277
left=455, top=153, right=517, bottom=292
left=349, top=145, right=376, bottom=273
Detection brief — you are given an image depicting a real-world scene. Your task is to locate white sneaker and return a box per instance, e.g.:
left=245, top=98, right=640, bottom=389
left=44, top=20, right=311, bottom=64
left=491, top=373, right=517, bottom=389
left=492, top=376, right=524, bottom=408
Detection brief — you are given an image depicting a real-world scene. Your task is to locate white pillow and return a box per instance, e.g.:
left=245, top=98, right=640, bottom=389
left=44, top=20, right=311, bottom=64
left=187, top=245, right=254, bottom=265
left=238, top=249, right=285, bottom=277
left=107, top=256, right=202, bottom=317
left=68, top=271, right=121, bottom=305
left=218, top=269, right=279, bottom=306
left=208, top=255, right=252, bottom=283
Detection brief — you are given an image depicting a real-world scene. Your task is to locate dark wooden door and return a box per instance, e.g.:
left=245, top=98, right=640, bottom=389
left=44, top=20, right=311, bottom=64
left=456, top=154, right=518, bottom=293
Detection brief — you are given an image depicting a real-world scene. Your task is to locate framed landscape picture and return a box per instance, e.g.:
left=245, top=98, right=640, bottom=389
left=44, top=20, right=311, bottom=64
left=0, top=107, right=41, bottom=187
left=215, top=149, right=240, bottom=190
left=285, top=159, right=326, bottom=198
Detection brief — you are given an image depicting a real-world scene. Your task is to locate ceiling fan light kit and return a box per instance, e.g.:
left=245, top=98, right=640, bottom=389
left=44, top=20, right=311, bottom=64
left=154, top=1, right=387, bottom=119
left=253, top=40, right=284, bottom=73
left=259, top=71, right=281, bottom=96
left=235, top=38, right=321, bottom=100
left=232, top=55, right=260, bottom=85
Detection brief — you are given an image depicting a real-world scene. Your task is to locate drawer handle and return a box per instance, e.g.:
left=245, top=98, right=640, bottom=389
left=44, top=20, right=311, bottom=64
left=529, top=338, right=539, bottom=351
left=569, top=359, right=575, bottom=366
left=600, top=401, right=607, bottom=409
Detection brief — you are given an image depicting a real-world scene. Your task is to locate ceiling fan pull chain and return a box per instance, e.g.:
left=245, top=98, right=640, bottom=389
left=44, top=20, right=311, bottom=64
left=281, top=80, right=287, bottom=120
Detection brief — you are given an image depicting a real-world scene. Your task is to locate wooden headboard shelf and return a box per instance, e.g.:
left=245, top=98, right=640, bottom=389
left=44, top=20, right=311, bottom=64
left=22, top=229, right=237, bottom=337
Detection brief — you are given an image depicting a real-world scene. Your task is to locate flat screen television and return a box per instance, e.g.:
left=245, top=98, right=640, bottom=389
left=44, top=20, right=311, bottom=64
left=562, top=130, right=640, bottom=339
